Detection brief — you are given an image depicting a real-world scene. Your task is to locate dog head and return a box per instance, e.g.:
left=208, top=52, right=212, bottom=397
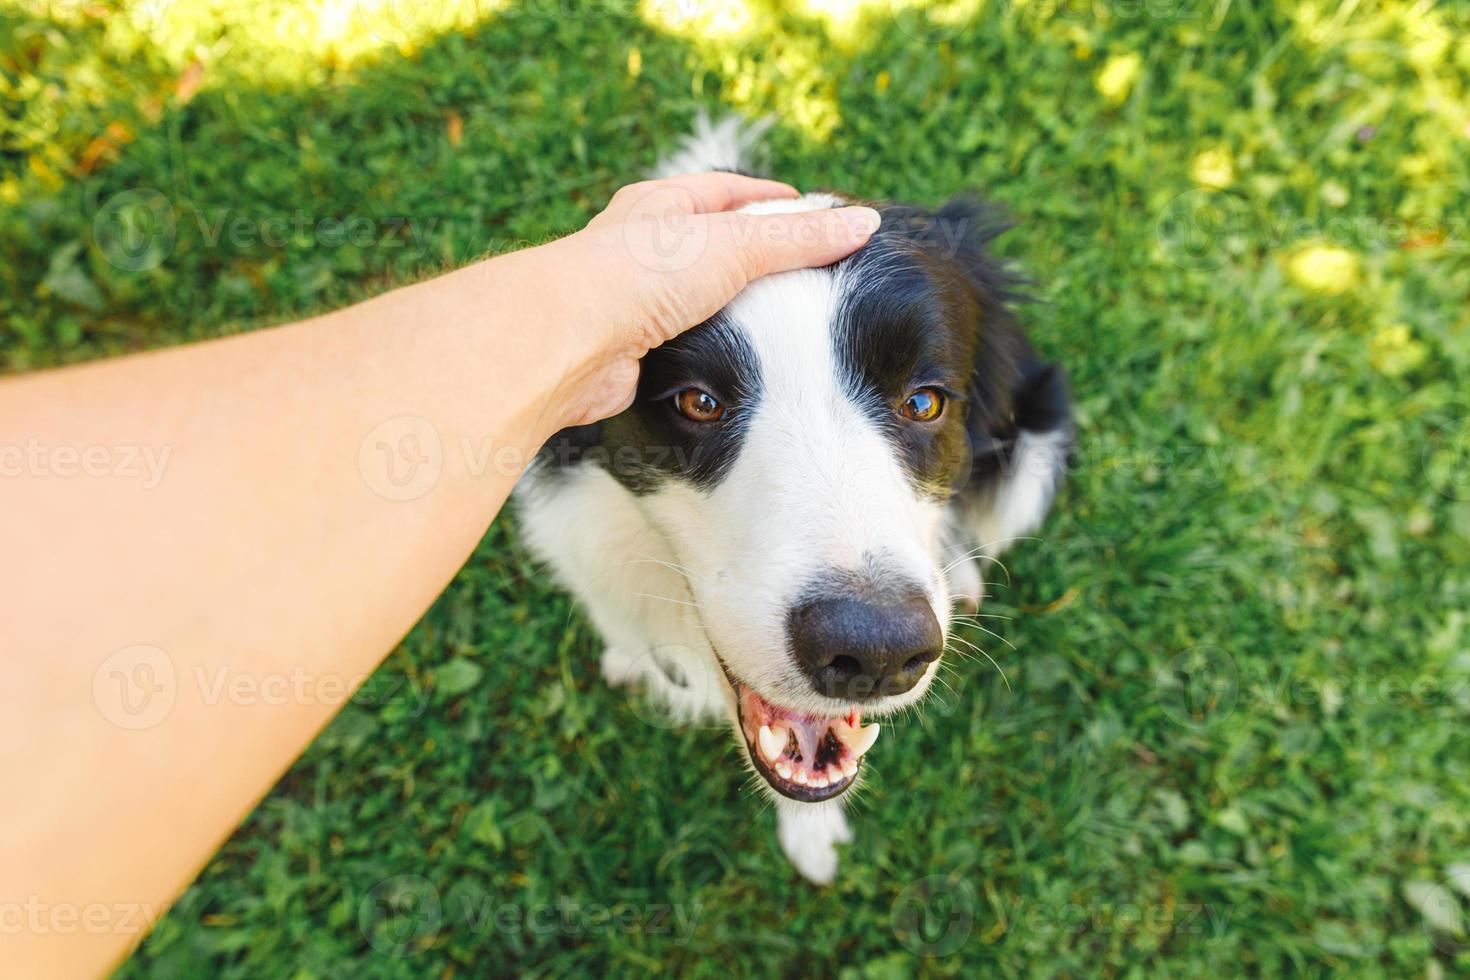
left=553, top=193, right=1044, bottom=802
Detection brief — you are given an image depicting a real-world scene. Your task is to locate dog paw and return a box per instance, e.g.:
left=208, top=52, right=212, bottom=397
left=599, top=645, right=643, bottom=688
left=780, top=827, right=840, bottom=885
left=777, top=804, right=851, bottom=885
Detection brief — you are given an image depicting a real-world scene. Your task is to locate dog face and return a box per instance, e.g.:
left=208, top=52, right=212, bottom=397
left=546, top=194, right=1040, bottom=803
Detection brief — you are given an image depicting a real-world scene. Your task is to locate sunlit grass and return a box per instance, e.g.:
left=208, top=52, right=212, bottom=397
left=131, top=0, right=508, bottom=76
left=1287, top=244, right=1362, bottom=294
left=3, top=0, right=507, bottom=84
left=641, top=0, right=756, bottom=39
left=639, top=0, right=844, bottom=138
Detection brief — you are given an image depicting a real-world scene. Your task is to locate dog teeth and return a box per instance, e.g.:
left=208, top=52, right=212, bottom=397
left=754, top=715, right=876, bottom=792
left=758, top=725, right=787, bottom=762
left=841, top=722, right=880, bottom=757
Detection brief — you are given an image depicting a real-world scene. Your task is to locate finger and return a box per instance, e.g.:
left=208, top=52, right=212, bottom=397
left=720, top=206, right=882, bottom=281
left=655, top=171, right=800, bottom=213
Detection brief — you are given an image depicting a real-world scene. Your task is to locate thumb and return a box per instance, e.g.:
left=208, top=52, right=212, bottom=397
left=726, top=206, right=881, bottom=280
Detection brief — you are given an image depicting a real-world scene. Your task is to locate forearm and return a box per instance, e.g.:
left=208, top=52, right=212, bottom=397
left=0, top=169, right=877, bottom=976
left=0, top=242, right=576, bottom=977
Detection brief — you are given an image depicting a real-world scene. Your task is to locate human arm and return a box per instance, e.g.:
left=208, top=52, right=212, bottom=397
left=0, top=173, right=879, bottom=977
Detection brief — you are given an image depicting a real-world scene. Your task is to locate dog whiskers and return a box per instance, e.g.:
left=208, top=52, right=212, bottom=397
left=958, top=622, right=1016, bottom=652
left=633, top=592, right=699, bottom=608
left=940, top=544, right=997, bottom=570
left=945, top=631, right=1011, bottom=691
left=929, top=672, right=961, bottom=715
left=948, top=611, right=1014, bottom=623
left=629, top=553, right=709, bottom=584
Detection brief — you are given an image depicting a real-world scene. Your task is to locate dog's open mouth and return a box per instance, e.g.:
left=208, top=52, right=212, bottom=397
left=733, top=682, right=880, bottom=803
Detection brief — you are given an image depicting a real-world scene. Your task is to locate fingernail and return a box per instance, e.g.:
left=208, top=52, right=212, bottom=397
left=843, top=206, right=881, bottom=237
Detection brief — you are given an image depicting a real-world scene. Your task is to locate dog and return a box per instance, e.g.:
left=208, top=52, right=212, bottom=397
left=514, top=116, right=1072, bottom=883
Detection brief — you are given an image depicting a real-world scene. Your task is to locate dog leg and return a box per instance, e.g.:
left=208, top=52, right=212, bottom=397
left=776, top=800, right=853, bottom=885
left=603, top=640, right=726, bottom=726
left=599, top=644, right=644, bottom=688
left=517, top=466, right=726, bottom=724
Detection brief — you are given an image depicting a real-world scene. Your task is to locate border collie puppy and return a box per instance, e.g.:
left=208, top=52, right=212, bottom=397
left=516, top=117, right=1072, bottom=883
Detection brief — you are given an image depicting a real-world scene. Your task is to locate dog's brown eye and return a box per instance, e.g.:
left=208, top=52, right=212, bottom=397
left=675, top=388, right=724, bottom=422
left=901, top=388, right=945, bottom=422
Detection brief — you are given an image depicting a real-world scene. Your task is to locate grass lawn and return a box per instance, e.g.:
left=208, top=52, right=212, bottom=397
left=5, top=0, right=1470, bottom=975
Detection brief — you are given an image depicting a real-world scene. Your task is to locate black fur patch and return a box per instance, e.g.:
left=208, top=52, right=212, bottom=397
left=832, top=198, right=1065, bottom=500
left=535, top=311, right=762, bottom=494
left=535, top=195, right=1071, bottom=503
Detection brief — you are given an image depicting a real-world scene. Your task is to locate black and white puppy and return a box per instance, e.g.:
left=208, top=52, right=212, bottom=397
left=516, top=117, right=1072, bottom=883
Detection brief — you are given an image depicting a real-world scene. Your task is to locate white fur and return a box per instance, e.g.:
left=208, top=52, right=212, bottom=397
left=638, top=259, right=950, bottom=718
left=776, top=799, right=853, bottom=885
left=651, top=111, right=773, bottom=178
left=514, top=118, right=1067, bottom=883
left=513, top=270, right=1062, bottom=882
left=960, top=429, right=1071, bottom=554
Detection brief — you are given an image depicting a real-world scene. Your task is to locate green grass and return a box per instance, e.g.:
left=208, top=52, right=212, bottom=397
left=6, top=0, right=1470, bottom=975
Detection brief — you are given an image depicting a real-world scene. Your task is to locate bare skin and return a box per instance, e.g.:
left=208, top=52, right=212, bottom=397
left=0, top=172, right=880, bottom=978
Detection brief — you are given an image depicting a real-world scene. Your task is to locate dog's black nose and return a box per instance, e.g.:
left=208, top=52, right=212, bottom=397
left=788, top=592, right=943, bottom=701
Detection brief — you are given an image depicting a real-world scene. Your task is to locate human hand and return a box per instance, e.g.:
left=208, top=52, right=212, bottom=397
left=538, top=172, right=881, bottom=428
